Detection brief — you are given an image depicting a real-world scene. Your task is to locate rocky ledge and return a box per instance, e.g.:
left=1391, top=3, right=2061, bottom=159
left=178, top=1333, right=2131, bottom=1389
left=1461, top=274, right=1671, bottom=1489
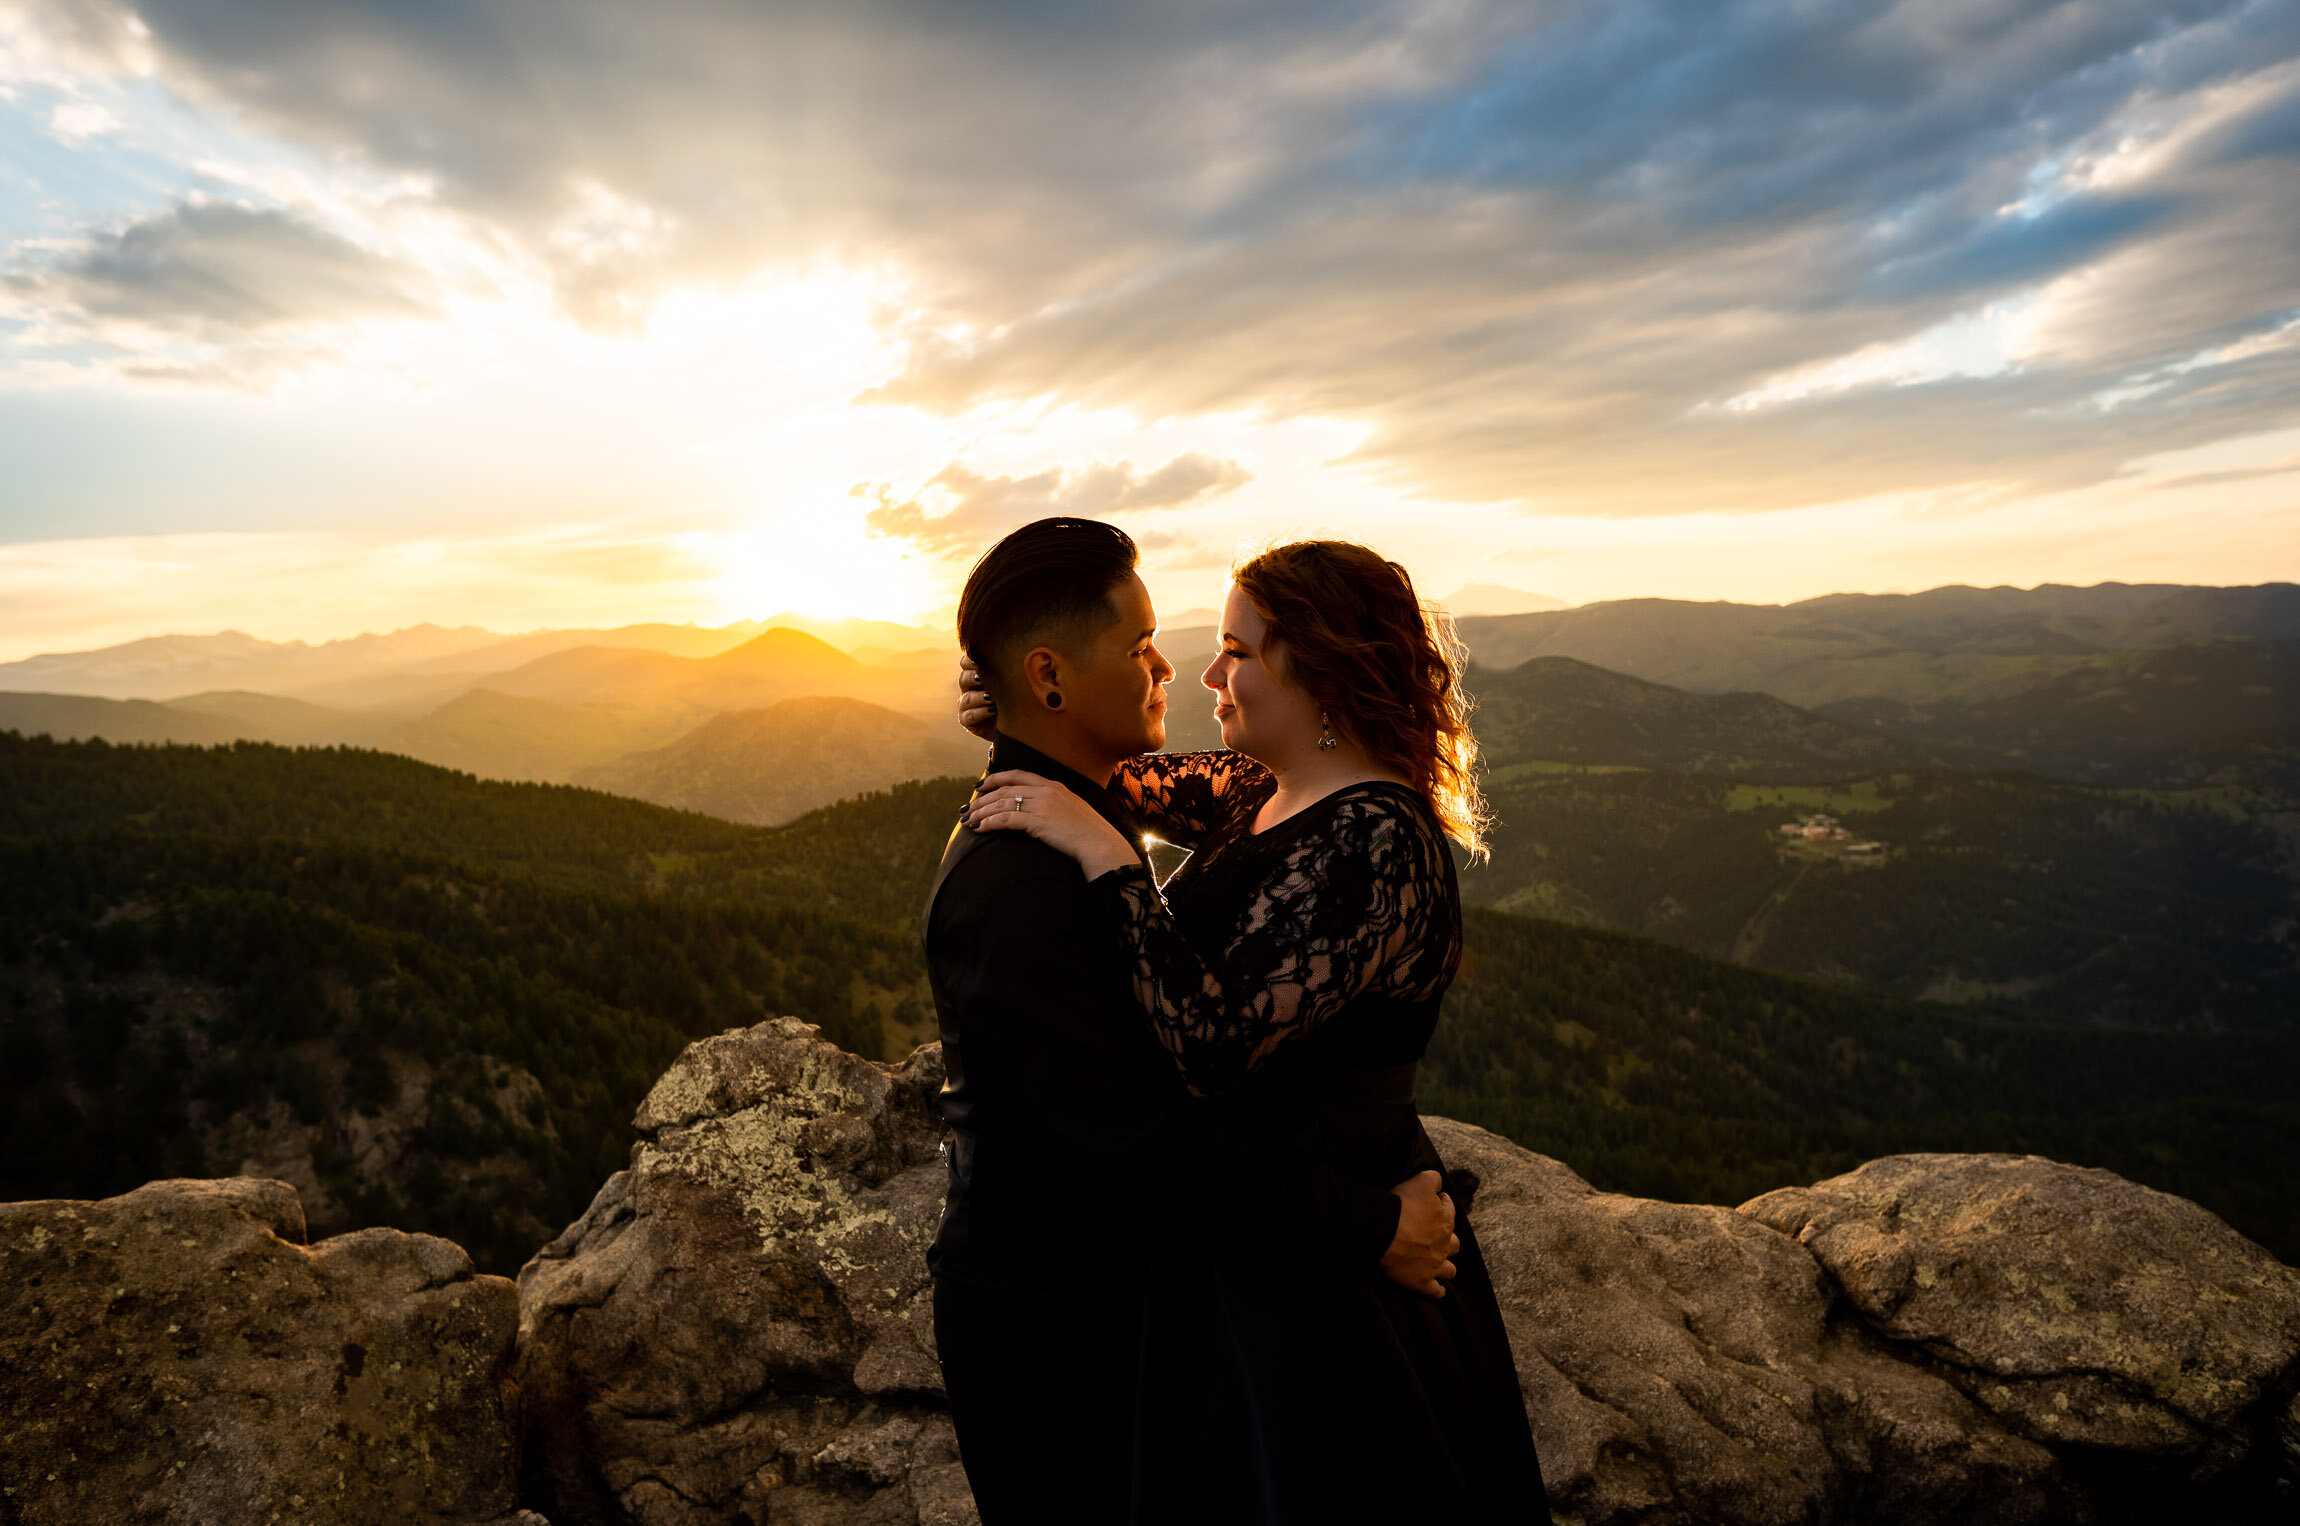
left=0, top=1176, right=527, bottom=1525
left=5, top=1016, right=2297, bottom=1525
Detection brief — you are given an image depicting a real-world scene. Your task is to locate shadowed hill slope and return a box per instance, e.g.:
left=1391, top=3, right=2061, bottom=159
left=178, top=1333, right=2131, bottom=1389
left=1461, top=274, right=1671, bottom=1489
left=578, top=696, right=985, bottom=825
left=378, top=687, right=687, bottom=783
left=1456, top=582, right=2300, bottom=708
left=1470, top=656, right=1941, bottom=778
left=0, top=692, right=267, bottom=747
left=1816, top=637, right=2300, bottom=783
left=1462, top=764, right=2299, bottom=1028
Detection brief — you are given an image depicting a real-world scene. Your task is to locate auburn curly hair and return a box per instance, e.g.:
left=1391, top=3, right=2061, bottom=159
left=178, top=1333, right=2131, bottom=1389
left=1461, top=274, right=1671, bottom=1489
left=1232, top=540, right=1489, bottom=860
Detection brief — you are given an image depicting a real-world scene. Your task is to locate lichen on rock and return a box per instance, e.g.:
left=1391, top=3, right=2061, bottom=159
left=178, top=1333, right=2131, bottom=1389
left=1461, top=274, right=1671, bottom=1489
left=1744, top=1152, right=2300, bottom=1480
left=22, top=1018, right=2294, bottom=1525
left=517, top=1016, right=954, bottom=1526
left=0, top=1176, right=522, bottom=1526
left=514, top=1019, right=2300, bottom=1526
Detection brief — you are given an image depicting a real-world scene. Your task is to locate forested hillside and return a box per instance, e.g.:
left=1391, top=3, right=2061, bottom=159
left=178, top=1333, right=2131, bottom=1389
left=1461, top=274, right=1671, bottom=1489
left=1467, top=657, right=1941, bottom=779
left=1428, top=911, right=2300, bottom=1261
left=1814, top=638, right=2300, bottom=784
left=0, top=733, right=967, bottom=1271
left=6, top=731, right=2296, bottom=1273
left=1460, top=767, right=2300, bottom=1027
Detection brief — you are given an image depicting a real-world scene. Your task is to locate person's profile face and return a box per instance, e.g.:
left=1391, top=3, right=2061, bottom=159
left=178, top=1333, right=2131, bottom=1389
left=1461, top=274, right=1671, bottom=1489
left=1202, top=582, right=1320, bottom=762
left=1066, top=573, right=1173, bottom=755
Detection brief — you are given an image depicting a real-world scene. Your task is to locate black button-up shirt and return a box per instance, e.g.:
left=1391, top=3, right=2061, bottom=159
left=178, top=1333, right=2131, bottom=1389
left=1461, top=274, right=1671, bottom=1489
left=924, top=732, right=1401, bottom=1286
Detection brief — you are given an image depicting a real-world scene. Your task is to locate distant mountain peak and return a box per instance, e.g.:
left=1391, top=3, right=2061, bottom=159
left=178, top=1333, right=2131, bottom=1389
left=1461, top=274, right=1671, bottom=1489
left=712, top=627, right=862, bottom=665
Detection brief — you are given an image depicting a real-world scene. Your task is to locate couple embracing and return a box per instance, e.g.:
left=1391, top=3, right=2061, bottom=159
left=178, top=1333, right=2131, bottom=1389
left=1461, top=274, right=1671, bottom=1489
left=923, top=517, right=1552, bottom=1525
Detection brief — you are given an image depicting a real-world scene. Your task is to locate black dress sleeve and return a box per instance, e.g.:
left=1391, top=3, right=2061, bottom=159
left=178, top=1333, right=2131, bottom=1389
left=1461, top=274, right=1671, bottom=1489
left=1088, top=790, right=1460, bottom=1095
left=1109, top=751, right=1272, bottom=851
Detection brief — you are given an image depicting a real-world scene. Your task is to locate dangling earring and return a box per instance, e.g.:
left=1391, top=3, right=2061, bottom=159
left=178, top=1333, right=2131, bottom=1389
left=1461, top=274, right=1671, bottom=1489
left=1046, top=690, right=1063, bottom=710
left=1317, top=712, right=1340, bottom=752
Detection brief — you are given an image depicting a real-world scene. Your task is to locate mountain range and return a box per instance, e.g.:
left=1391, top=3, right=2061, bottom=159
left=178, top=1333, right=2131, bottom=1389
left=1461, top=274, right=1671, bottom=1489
left=0, top=624, right=969, bottom=814
left=1455, top=581, right=2300, bottom=704
left=1451, top=643, right=2298, bottom=1026
left=6, top=579, right=2298, bottom=847
left=576, top=697, right=984, bottom=826
left=0, top=611, right=948, bottom=702
left=1468, top=657, right=1943, bottom=780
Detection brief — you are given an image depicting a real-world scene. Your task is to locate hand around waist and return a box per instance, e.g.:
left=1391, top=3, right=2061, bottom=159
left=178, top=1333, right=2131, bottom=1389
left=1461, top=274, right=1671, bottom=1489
left=1381, top=1169, right=1458, bottom=1299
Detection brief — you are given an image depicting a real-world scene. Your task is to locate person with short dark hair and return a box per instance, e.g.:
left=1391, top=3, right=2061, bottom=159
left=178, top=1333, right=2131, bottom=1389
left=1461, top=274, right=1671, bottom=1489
left=923, top=518, right=1464, bottom=1525
left=964, top=538, right=1552, bottom=1523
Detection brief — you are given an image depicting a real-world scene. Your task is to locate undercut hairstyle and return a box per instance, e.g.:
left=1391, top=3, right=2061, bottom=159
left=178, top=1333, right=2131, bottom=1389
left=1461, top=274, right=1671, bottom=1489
left=957, top=518, right=1141, bottom=706
left=1233, top=540, right=1490, bottom=860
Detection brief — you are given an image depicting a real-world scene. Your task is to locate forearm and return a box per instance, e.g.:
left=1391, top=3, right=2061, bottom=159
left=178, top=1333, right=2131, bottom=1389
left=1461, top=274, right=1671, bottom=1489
left=1110, top=750, right=1263, bottom=850
left=1088, top=863, right=1262, bottom=1093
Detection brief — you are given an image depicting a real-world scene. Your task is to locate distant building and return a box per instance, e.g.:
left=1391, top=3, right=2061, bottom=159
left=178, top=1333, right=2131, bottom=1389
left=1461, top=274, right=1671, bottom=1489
left=1780, top=813, right=1882, bottom=857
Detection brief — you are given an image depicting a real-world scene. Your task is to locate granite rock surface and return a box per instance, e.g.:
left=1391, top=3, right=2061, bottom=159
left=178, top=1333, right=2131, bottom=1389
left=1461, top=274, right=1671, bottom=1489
left=514, top=1021, right=2300, bottom=1525
left=515, top=1017, right=954, bottom=1526
left=1744, top=1153, right=2300, bottom=1482
left=13, top=1019, right=2296, bottom=1526
left=0, top=1175, right=523, bottom=1525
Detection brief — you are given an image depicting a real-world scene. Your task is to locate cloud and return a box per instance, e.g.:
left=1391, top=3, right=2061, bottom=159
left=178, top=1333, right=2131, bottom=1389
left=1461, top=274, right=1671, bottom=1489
left=864, top=452, right=1252, bottom=554
left=6, top=0, right=2300, bottom=512
left=10, top=200, right=431, bottom=337
left=1720, top=296, right=2045, bottom=413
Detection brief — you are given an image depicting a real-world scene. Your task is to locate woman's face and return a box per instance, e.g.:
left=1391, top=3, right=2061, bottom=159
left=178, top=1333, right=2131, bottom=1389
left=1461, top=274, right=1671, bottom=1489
left=1203, top=583, right=1325, bottom=764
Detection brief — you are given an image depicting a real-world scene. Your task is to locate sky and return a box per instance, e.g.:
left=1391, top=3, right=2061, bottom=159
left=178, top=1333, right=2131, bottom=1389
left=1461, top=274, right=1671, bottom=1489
left=1, top=0, right=2297, bottom=660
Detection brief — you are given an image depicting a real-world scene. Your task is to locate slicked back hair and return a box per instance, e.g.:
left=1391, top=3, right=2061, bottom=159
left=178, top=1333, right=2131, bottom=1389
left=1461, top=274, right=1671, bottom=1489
left=957, top=518, right=1141, bottom=705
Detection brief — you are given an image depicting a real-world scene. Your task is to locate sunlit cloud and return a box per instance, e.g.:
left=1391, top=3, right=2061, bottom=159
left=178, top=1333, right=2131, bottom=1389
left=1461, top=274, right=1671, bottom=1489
left=863, top=452, right=1253, bottom=556
left=1718, top=297, right=2047, bottom=413
left=0, top=0, right=2294, bottom=656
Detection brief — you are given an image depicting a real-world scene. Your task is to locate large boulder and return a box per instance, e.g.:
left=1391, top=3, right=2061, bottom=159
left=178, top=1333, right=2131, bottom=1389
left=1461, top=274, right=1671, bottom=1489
left=1744, top=1154, right=2300, bottom=1488
left=516, top=1017, right=961, bottom=1526
left=519, top=1020, right=2300, bottom=1525
left=1431, top=1118, right=2063, bottom=1526
left=0, top=1176, right=522, bottom=1525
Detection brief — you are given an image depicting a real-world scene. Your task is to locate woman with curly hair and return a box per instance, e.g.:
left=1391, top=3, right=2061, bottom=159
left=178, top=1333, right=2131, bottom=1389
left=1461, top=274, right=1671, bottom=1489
left=964, top=539, right=1550, bottom=1524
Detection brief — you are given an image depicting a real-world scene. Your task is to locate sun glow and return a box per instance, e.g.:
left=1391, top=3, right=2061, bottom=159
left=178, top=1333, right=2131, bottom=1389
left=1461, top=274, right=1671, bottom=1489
left=700, top=517, right=942, bottom=625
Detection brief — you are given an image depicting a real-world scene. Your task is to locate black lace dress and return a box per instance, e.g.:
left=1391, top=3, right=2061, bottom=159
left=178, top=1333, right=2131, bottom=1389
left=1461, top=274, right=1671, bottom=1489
left=1091, top=751, right=1551, bottom=1526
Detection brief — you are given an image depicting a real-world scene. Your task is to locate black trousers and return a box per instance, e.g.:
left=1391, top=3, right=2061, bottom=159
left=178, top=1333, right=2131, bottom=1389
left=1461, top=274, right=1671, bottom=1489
left=934, top=1272, right=1145, bottom=1526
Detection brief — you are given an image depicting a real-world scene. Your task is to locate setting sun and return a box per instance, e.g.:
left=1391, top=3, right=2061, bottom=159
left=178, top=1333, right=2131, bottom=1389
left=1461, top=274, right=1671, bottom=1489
left=701, top=514, right=944, bottom=626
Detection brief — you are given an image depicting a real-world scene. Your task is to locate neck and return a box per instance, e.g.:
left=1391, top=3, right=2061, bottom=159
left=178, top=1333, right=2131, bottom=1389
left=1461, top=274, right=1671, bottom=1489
left=995, top=712, right=1125, bottom=788
left=1258, top=736, right=1400, bottom=804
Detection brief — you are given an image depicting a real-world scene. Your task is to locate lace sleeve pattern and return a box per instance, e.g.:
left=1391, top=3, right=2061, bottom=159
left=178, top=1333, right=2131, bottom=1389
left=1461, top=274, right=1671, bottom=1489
left=1090, top=789, right=1459, bottom=1095
left=1110, top=750, right=1272, bottom=851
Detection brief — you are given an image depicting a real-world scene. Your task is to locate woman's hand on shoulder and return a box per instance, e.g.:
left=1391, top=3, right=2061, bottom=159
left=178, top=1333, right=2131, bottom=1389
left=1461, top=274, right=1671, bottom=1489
left=957, top=659, right=997, bottom=741
left=966, top=770, right=1140, bottom=880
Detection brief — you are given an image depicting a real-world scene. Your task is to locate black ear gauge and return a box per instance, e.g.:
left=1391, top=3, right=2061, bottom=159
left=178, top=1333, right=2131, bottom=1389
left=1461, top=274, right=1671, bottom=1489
left=1046, top=691, right=1064, bottom=709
